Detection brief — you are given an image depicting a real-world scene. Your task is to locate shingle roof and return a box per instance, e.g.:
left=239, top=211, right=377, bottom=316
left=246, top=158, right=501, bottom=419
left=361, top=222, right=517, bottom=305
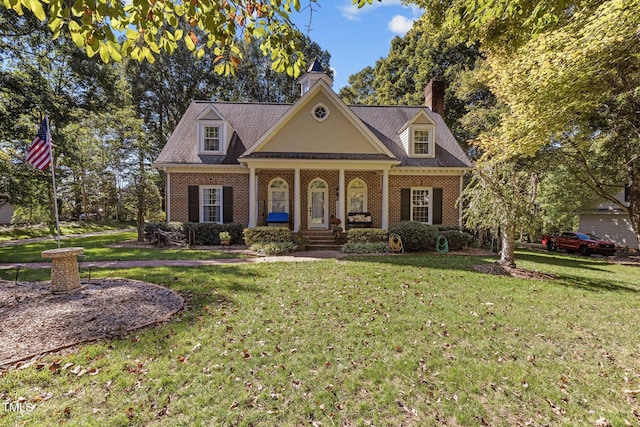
left=154, top=100, right=472, bottom=168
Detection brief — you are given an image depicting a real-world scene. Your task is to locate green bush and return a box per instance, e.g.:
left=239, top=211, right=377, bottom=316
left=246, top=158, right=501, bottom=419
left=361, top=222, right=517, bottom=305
left=144, top=221, right=183, bottom=242
left=342, top=242, right=389, bottom=254
left=182, top=222, right=244, bottom=245
left=250, top=242, right=298, bottom=255
left=347, top=228, right=388, bottom=243
left=438, top=229, right=473, bottom=250
left=388, top=221, right=439, bottom=252
left=243, top=227, right=291, bottom=245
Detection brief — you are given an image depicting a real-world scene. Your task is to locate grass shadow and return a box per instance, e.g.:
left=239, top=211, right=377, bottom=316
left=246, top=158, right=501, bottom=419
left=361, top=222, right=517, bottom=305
left=343, top=250, right=640, bottom=294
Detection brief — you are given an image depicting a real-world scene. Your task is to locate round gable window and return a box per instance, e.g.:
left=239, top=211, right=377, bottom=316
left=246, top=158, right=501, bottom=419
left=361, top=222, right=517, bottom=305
left=312, top=103, right=329, bottom=122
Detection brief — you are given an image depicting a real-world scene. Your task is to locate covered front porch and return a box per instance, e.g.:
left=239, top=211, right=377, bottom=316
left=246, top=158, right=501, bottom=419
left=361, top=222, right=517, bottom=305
left=244, top=159, right=398, bottom=232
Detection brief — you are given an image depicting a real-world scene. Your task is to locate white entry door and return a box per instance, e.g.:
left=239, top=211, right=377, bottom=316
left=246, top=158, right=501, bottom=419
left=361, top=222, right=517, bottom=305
left=308, top=178, right=328, bottom=229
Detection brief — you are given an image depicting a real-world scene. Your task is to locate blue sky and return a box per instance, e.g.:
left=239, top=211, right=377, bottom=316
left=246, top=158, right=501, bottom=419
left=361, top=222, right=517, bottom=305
left=291, top=1, right=423, bottom=91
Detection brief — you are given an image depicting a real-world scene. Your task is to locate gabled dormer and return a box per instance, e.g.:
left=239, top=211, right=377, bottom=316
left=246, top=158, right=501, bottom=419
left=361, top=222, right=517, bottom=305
left=196, top=106, right=230, bottom=155
left=398, top=110, right=436, bottom=158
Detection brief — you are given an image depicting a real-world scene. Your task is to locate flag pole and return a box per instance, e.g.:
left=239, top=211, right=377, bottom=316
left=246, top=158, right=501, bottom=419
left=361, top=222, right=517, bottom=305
left=46, top=116, right=61, bottom=248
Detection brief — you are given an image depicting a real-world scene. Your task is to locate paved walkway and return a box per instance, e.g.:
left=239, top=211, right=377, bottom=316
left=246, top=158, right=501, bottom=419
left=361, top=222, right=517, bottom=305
left=0, top=229, right=348, bottom=270
left=0, top=249, right=348, bottom=271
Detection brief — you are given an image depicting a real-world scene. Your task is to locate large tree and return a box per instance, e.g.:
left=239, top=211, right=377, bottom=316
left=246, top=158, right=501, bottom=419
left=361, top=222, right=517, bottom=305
left=366, top=0, right=640, bottom=251
left=338, top=16, right=491, bottom=153
left=3, top=0, right=315, bottom=76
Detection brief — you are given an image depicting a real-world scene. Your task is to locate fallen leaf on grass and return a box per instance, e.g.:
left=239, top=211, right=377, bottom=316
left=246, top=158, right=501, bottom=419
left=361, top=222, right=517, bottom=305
left=545, top=398, right=566, bottom=416
left=594, top=417, right=612, bottom=427
left=49, top=359, right=61, bottom=372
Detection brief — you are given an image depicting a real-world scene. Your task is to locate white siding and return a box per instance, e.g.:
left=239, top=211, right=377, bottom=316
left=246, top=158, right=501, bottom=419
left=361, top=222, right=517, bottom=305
left=579, top=213, right=638, bottom=249
left=0, top=204, right=14, bottom=224
left=400, top=128, right=409, bottom=155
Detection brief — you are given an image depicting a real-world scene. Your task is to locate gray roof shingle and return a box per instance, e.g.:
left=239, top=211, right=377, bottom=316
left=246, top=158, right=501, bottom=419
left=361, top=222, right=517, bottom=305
left=155, top=100, right=472, bottom=168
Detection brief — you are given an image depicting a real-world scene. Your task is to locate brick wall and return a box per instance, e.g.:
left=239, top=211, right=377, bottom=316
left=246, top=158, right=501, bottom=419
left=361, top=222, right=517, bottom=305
left=168, top=170, right=462, bottom=228
left=168, top=172, right=249, bottom=225
left=389, top=175, right=461, bottom=226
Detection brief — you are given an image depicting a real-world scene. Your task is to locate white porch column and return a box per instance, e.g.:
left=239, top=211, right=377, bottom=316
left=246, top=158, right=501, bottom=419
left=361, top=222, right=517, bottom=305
left=248, top=167, right=257, bottom=227
left=382, top=169, right=389, bottom=229
left=338, top=169, right=345, bottom=226
left=294, top=168, right=301, bottom=232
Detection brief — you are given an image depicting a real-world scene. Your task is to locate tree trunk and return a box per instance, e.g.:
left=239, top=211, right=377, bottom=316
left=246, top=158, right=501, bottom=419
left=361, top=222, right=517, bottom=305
left=136, top=148, right=146, bottom=242
left=499, top=222, right=517, bottom=267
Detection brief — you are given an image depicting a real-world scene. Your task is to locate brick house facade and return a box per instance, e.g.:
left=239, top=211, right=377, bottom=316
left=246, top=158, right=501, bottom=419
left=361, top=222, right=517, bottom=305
left=154, top=61, right=472, bottom=231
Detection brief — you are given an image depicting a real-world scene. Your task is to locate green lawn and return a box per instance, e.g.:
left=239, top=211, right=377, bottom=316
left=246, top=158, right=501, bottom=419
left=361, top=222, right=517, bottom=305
left=0, top=221, right=135, bottom=242
left=0, top=232, right=251, bottom=264
left=1, top=250, right=638, bottom=426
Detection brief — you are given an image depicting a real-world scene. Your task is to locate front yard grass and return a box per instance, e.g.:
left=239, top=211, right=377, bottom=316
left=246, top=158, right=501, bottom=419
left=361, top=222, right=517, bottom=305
left=0, top=221, right=134, bottom=242
left=1, top=251, right=639, bottom=426
left=0, top=232, right=252, bottom=264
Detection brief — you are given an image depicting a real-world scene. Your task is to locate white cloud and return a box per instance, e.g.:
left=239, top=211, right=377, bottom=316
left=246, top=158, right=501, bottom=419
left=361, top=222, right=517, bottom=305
left=338, top=0, right=405, bottom=21
left=388, top=14, right=415, bottom=35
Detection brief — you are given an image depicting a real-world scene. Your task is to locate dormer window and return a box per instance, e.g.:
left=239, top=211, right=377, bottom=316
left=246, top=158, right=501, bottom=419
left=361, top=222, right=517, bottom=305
left=199, top=121, right=225, bottom=154
left=409, top=125, right=435, bottom=158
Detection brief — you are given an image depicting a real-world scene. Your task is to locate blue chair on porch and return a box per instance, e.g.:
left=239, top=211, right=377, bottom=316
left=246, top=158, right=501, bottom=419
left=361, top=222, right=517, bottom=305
left=266, top=212, right=289, bottom=227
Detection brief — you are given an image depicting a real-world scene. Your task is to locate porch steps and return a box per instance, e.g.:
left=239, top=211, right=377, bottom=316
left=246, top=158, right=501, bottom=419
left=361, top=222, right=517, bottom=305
left=302, top=230, right=343, bottom=251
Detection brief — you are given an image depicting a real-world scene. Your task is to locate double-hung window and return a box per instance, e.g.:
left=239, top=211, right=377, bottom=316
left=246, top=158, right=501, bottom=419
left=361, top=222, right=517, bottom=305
left=204, top=126, right=220, bottom=151
left=413, top=130, right=430, bottom=155
left=411, top=187, right=432, bottom=223
left=199, top=121, right=225, bottom=154
left=410, top=125, right=434, bottom=157
left=201, top=186, right=222, bottom=223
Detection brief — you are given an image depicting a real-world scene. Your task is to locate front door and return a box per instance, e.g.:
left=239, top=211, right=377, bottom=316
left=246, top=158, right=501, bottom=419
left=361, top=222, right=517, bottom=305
left=308, top=178, right=328, bottom=229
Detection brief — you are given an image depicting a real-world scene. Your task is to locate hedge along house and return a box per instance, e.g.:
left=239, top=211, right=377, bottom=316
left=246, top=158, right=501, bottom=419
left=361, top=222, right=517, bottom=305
left=153, top=60, right=472, bottom=233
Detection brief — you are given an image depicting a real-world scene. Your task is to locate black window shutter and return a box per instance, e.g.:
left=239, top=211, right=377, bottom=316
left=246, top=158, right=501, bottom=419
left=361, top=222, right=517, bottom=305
left=400, top=188, right=411, bottom=221
left=432, top=188, right=443, bottom=225
left=223, top=186, right=233, bottom=223
left=188, top=186, right=199, bottom=223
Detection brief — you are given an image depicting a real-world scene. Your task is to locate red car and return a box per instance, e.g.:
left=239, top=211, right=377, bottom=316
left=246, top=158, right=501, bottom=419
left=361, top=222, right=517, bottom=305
left=542, top=232, right=617, bottom=256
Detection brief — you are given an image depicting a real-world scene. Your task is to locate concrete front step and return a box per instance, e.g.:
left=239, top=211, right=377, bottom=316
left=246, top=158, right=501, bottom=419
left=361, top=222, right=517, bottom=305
left=301, top=230, right=342, bottom=251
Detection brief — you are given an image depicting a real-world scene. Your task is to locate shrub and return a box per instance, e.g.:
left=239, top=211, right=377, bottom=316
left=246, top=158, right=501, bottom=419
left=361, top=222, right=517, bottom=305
left=182, top=222, right=244, bottom=245
left=347, top=228, right=387, bottom=244
left=243, top=227, right=291, bottom=245
left=250, top=242, right=298, bottom=255
left=342, top=242, right=389, bottom=254
left=388, top=221, right=439, bottom=252
left=438, top=229, right=473, bottom=250
left=144, top=222, right=183, bottom=242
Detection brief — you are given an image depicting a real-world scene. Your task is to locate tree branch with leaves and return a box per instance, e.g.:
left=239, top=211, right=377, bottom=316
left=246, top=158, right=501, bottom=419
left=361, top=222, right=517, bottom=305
left=3, top=0, right=315, bottom=76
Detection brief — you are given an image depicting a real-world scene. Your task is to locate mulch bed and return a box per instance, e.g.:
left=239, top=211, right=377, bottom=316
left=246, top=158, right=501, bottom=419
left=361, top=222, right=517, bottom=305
left=0, top=279, right=183, bottom=368
left=473, top=263, right=556, bottom=280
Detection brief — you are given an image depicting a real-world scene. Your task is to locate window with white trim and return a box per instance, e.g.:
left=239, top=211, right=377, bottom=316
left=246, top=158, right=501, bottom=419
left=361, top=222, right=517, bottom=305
left=199, top=121, right=225, bottom=153
left=347, top=178, right=367, bottom=212
left=411, top=187, right=432, bottom=223
left=269, top=178, right=289, bottom=213
left=201, top=186, right=222, bottom=223
left=410, top=126, right=435, bottom=157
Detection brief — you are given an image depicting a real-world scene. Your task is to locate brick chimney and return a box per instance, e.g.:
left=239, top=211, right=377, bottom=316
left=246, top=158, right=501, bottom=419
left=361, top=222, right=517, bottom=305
left=425, top=77, right=445, bottom=118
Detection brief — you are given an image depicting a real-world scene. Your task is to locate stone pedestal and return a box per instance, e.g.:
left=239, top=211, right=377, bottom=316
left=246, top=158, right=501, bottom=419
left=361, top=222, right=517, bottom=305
left=41, top=247, right=84, bottom=294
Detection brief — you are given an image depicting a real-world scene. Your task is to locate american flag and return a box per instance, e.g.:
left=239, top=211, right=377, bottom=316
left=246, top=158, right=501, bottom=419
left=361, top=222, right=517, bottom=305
left=26, top=117, right=52, bottom=171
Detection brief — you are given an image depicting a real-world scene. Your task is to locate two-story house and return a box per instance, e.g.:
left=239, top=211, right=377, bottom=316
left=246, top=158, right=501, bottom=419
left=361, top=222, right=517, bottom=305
left=153, top=60, right=472, bottom=233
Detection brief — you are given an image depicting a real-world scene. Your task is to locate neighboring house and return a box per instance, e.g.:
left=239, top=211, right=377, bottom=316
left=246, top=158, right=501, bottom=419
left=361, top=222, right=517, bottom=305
left=154, top=60, right=472, bottom=232
left=0, top=203, right=13, bottom=225
left=579, top=188, right=639, bottom=250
